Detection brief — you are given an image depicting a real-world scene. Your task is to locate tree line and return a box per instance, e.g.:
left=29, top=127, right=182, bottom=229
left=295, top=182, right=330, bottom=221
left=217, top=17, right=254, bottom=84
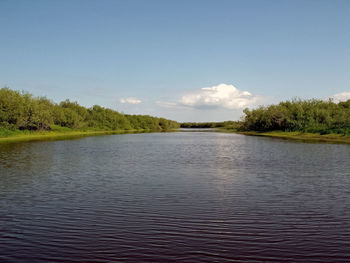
left=180, top=121, right=239, bottom=129
left=0, top=87, right=179, bottom=132
left=3, top=87, right=349, bottom=135
left=241, top=98, right=350, bottom=134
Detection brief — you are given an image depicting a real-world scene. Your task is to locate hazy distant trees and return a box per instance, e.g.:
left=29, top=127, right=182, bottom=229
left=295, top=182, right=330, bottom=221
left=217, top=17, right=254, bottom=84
left=0, top=87, right=179, bottom=131
left=180, top=121, right=241, bottom=129
left=181, top=121, right=238, bottom=128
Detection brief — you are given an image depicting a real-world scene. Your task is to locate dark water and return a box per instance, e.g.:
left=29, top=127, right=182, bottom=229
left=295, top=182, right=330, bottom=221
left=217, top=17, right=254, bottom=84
left=1, top=132, right=350, bottom=263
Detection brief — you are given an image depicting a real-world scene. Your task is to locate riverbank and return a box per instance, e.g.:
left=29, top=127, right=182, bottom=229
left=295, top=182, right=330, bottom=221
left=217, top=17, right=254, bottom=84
left=0, top=129, right=160, bottom=143
left=221, top=129, right=350, bottom=144
left=2, top=127, right=350, bottom=145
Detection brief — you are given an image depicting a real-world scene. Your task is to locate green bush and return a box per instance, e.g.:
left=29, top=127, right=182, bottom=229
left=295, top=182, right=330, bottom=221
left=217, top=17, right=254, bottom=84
left=241, top=98, right=350, bottom=134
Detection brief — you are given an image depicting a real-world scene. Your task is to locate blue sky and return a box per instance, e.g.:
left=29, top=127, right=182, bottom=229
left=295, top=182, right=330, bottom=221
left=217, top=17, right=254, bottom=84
left=1, top=0, right=349, bottom=121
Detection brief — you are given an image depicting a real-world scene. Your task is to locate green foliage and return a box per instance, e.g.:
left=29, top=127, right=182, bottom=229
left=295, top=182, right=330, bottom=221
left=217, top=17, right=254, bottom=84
left=50, top=124, right=72, bottom=132
left=0, top=87, right=179, bottom=132
left=241, top=98, right=350, bottom=134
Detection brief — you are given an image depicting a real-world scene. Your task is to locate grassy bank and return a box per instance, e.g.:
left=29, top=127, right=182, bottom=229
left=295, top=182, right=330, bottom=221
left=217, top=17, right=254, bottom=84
left=0, top=128, right=164, bottom=144
left=220, top=128, right=350, bottom=144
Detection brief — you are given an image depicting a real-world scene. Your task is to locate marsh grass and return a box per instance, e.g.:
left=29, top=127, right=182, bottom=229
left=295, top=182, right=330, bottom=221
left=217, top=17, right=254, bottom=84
left=233, top=130, right=350, bottom=144
left=0, top=128, right=158, bottom=143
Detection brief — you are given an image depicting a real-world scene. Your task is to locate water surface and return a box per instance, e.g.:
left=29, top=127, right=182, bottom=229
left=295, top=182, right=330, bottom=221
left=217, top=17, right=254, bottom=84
left=1, top=132, right=350, bottom=262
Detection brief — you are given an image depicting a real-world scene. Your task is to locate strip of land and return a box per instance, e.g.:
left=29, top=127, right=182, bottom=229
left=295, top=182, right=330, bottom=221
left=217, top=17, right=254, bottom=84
left=0, top=129, right=159, bottom=143
left=221, top=129, right=350, bottom=144
left=2, top=127, right=350, bottom=145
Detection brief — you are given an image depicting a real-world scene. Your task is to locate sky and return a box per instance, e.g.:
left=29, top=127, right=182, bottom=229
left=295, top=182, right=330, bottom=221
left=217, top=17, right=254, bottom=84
left=1, top=0, right=349, bottom=122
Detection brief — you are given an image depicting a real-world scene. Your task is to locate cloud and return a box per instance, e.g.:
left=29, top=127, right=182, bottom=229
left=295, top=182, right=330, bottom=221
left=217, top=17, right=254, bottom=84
left=156, top=101, right=178, bottom=108
left=331, top=92, right=350, bottom=103
left=180, top=83, right=262, bottom=109
left=120, top=97, right=142, bottom=104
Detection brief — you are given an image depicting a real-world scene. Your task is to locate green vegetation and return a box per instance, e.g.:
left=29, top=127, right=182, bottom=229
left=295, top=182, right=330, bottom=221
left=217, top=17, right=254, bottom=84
left=240, top=98, right=350, bottom=134
left=217, top=98, right=350, bottom=144
left=0, top=87, right=179, bottom=142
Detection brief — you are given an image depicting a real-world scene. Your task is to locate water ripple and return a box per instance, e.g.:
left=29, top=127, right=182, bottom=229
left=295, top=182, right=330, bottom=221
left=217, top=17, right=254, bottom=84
left=1, top=132, right=350, bottom=262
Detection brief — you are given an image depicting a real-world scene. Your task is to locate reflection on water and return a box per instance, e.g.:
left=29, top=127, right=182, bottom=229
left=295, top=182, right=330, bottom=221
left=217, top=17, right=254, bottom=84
left=1, top=132, right=350, bottom=262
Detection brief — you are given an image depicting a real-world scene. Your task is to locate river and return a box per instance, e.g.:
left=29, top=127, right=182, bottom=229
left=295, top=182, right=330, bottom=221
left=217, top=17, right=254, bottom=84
left=1, top=132, right=350, bottom=262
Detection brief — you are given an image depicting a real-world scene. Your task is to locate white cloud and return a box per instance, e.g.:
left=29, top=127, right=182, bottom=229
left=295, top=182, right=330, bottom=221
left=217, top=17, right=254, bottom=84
left=120, top=97, right=142, bottom=104
left=180, top=83, right=262, bottom=109
left=331, top=92, right=350, bottom=103
left=156, top=101, right=178, bottom=108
